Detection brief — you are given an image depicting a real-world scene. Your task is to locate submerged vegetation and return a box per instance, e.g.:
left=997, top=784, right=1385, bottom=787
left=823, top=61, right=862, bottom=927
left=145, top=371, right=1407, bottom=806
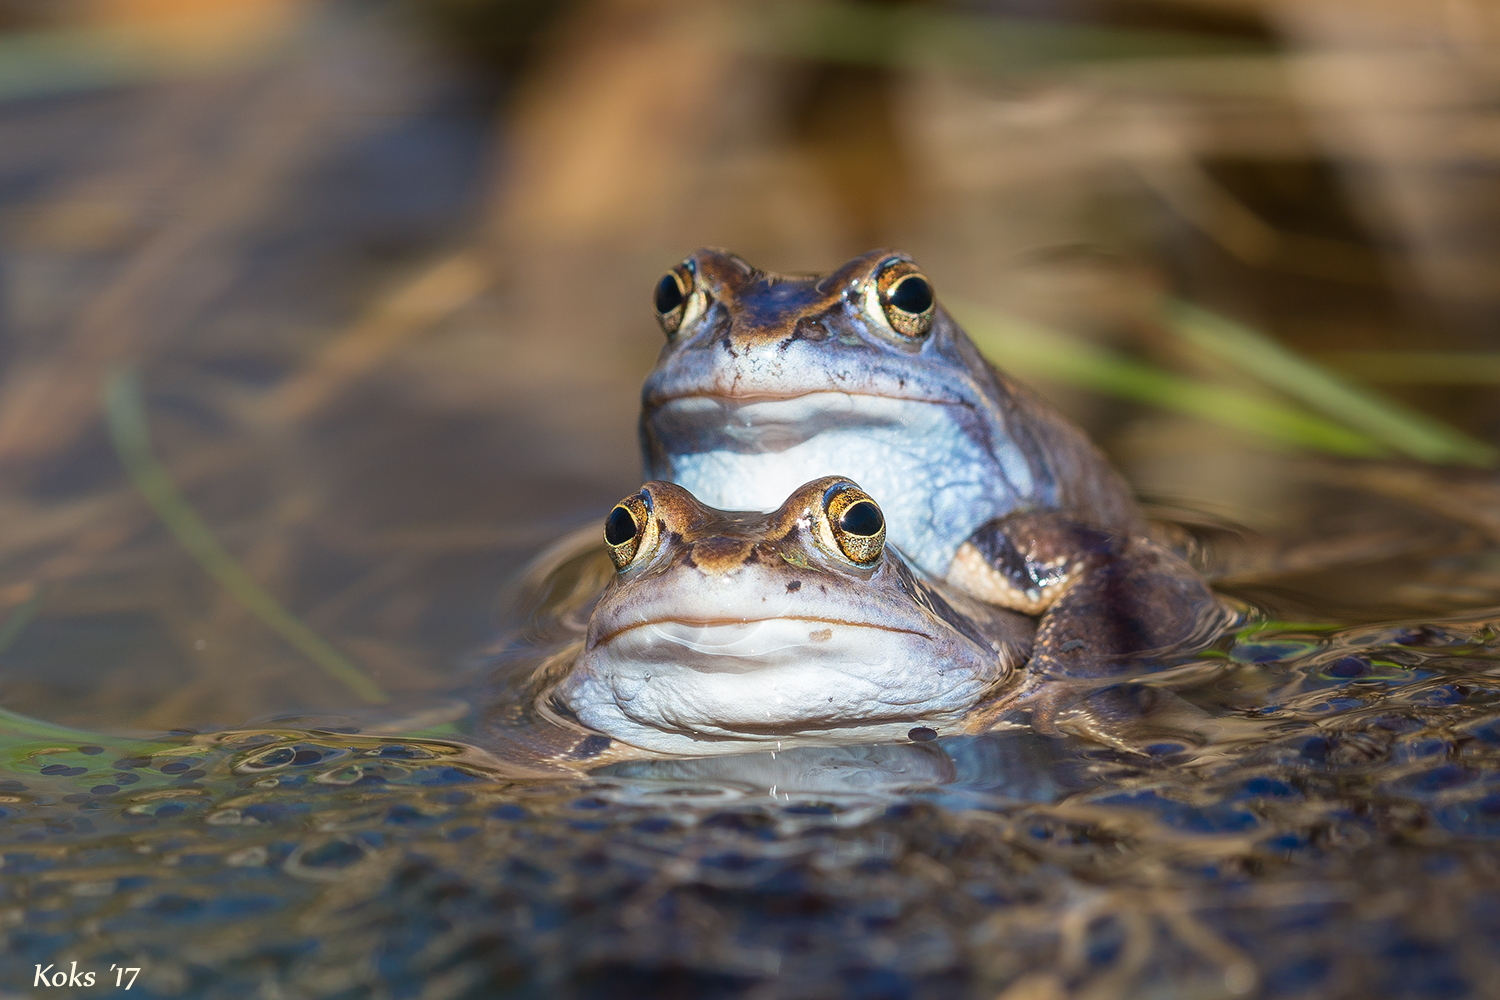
left=103, top=370, right=389, bottom=704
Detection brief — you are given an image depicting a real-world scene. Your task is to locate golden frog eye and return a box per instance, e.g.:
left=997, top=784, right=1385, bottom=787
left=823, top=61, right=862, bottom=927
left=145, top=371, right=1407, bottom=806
left=604, top=491, right=655, bottom=570
left=875, top=260, right=935, bottom=340
left=823, top=483, right=886, bottom=565
left=653, top=263, right=695, bottom=339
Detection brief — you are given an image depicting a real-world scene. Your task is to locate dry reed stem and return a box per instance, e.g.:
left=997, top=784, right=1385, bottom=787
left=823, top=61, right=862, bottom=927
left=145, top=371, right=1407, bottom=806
left=263, top=251, right=493, bottom=422
left=487, top=0, right=735, bottom=245
left=0, top=66, right=330, bottom=465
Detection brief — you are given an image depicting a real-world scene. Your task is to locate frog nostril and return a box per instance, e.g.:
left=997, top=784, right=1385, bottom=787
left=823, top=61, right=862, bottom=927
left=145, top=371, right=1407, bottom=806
left=794, top=316, right=829, bottom=341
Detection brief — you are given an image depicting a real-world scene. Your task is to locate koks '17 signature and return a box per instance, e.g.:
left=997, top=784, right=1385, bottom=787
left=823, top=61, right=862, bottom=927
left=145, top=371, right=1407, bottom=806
left=33, top=962, right=141, bottom=989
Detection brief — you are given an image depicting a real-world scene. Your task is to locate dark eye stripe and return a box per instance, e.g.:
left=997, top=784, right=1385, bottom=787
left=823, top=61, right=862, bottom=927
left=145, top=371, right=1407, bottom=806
left=605, top=505, right=638, bottom=546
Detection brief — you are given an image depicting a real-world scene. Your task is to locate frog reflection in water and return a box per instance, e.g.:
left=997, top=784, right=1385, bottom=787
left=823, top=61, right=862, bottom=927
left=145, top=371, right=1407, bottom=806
left=640, top=249, right=1226, bottom=717
left=551, top=477, right=1034, bottom=755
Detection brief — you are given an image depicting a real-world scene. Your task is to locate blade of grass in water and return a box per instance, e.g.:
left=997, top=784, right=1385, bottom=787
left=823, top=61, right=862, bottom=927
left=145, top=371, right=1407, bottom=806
left=949, top=299, right=1389, bottom=458
left=103, top=369, right=388, bottom=704
left=1166, top=302, right=1497, bottom=467
left=1319, top=351, right=1500, bottom=385
left=0, top=591, right=106, bottom=741
left=0, top=705, right=114, bottom=743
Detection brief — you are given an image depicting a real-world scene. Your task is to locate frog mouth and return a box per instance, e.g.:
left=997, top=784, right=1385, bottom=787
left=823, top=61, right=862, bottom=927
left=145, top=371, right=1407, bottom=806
left=649, top=390, right=962, bottom=421
left=646, top=391, right=970, bottom=451
left=593, top=615, right=934, bottom=656
left=652, top=389, right=960, bottom=406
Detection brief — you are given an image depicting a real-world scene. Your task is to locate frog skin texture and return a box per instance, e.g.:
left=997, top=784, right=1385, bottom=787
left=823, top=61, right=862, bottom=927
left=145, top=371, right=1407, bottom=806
left=639, top=248, right=1226, bottom=721
left=553, top=477, right=1034, bottom=755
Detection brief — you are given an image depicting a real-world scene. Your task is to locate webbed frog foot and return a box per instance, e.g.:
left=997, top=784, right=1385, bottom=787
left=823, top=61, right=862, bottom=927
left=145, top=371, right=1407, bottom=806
left=955, top=512, right=1232, bottom=732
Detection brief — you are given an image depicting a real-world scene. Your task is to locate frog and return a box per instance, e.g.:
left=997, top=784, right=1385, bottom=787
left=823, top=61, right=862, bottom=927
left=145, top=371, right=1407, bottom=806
left=546, top=476, right=1035, bottom=755
left=639, top=248, right=1227, bottom=719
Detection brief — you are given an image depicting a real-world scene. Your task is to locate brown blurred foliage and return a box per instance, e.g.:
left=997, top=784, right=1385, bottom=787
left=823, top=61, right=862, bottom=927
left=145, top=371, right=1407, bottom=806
left=0, top=0, right=1497, bottom=730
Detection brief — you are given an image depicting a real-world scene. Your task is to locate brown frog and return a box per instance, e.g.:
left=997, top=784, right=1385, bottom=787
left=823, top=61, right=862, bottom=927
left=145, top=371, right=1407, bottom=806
left=552, top=476, right=1034, bottom=754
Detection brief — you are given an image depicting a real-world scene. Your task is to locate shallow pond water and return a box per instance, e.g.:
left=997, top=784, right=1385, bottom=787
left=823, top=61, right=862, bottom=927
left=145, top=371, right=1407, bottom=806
left=4, top=562, right=1500, bottom=998
left=4, top=2, right=1500, bottom=998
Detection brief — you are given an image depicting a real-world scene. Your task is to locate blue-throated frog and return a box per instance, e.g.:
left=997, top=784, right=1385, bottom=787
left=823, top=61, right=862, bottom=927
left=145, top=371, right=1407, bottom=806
left=550, top=477, right=1034, bottom=755
left=639, top=248, right=1225, bottom=716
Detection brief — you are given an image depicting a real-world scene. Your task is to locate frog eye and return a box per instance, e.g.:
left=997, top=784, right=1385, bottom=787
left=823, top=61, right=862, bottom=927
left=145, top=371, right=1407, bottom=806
left=822, top=483, right=886, bottom=565
left=873, top=260, right=936, bottom=340
left=604, top=491, right=656, bottom=570
left=653, top=263, right=696, bottom=339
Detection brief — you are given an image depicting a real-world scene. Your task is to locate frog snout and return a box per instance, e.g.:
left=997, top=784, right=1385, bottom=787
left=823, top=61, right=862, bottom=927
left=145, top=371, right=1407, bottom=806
left=686, top=536, right=755, bottom=575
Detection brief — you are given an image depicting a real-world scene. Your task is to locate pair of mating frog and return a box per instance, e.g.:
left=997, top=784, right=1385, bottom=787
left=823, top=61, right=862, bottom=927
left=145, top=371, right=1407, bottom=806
left=529, top=249, right=1225, bottom=759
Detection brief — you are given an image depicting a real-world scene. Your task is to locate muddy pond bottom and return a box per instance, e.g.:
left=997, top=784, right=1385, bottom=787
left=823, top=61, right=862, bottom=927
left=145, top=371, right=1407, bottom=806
left=1, top=611, right=1498, bottom=999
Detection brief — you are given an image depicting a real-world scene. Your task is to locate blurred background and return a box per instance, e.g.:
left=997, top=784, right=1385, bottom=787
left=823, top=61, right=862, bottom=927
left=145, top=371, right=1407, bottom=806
left=0, top=0, right=1497, bottom=732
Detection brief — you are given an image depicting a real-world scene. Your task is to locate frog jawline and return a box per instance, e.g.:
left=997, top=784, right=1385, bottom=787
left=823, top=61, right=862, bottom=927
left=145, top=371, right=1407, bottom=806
left=645, top=391, right=970, bottom=446
left=589, top=615, right=935, bottom=651
left=557, top=618, right=1003, bottom=755
left=644, top=388, right=963, bottom=410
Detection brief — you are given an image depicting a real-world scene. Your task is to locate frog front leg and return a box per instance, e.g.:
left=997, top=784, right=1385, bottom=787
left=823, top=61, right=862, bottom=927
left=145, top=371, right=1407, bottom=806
left=950, top=511, right=1227, bottom=730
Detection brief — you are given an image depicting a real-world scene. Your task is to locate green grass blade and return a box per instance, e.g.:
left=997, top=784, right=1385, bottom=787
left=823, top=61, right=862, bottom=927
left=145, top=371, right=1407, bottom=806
left=103, top=369, right=388, bottom=704
left=0, top=705, right=113, bottom=743
left=1166, top=302, right=1497, bottom=466
left=948, top=299, right=1389, bottom=458
left=0, top=589, right=173, bottom=744
left=1320, top=351, right=1500, bottom=385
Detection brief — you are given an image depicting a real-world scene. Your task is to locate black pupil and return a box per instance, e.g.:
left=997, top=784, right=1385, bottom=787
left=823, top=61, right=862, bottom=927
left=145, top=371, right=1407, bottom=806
left=839, top=500, right=884, bottom=537
left=888, top=275, right=933, bottom=315
left=654, top=273, right=685, bottom=315
left=605, top=506, right=638, bottom=546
